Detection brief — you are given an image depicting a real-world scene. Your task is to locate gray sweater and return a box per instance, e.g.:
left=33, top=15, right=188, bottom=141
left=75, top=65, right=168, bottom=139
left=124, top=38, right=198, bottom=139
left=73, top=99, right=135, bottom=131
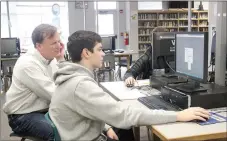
left=49, top=62, right=177, bottom=141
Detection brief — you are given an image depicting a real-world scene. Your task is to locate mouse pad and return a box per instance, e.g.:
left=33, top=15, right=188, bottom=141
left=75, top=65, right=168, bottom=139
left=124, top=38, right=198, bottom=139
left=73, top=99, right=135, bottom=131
left=196, top=112, right=227, bottom=125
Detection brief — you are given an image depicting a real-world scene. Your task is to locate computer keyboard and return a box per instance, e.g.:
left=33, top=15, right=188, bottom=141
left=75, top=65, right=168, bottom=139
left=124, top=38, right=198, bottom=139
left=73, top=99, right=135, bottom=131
left=138, top=95, right=180, bottom=111
left=1, top=55, right=19, bottom=58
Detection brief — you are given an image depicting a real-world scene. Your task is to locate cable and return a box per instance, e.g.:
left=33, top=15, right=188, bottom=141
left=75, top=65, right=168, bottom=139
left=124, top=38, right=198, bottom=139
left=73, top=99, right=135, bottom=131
left=164, top=56, right=175, bottom=72
left=208, top=64, right=212, bottom=68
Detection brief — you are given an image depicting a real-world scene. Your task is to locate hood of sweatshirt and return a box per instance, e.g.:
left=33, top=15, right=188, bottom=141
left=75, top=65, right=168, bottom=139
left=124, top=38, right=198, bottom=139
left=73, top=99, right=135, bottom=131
left=53, top=61, right=94, bottom=85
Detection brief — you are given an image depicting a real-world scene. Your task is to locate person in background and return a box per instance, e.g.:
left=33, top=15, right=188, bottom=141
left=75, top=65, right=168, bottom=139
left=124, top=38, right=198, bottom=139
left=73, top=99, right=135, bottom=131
left=124, top=27, right=168, bottom=86
left=3, top=24, right=65, bottom=140
left=49, top=30, right=210, bottom=141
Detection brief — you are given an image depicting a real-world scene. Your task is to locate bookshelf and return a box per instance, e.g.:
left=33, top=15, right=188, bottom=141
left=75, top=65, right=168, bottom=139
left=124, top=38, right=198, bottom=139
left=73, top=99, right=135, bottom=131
left=138, top=9, right=208, bottom=53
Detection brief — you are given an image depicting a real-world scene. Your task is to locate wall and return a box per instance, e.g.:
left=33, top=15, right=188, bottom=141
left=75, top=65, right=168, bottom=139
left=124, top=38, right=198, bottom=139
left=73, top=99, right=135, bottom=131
left=126, top=2, right=139, bottom=61
left=117, top=2, right=126, bottom=50
left=68, top=1, right=96, bottom=35
left=208, top=2, right=217, bottom=69
left=85, top=2, right=96, bottom=32
left=68, top=1, right=85, bottom=35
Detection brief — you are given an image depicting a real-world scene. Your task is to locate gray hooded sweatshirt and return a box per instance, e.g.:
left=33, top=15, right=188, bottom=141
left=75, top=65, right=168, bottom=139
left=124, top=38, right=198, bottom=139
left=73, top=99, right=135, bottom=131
left=49, top=62, right=178, bottom=141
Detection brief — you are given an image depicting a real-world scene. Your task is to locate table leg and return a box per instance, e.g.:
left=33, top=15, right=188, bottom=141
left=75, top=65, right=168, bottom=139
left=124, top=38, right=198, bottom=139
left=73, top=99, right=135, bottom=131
left=118, top=57, right=121, bottom=63
left=133, top=126, right=140, bottom=141
left=3, top=77, right=9, bottom=92
left=151, top=127, right=166, bottom=141
left=127, top=55, right=130, bottom=69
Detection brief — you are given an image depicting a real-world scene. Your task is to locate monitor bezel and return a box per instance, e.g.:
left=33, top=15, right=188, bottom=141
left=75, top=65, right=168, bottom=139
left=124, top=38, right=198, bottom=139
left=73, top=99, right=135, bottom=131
left=174, top=32, right=208, bottom=83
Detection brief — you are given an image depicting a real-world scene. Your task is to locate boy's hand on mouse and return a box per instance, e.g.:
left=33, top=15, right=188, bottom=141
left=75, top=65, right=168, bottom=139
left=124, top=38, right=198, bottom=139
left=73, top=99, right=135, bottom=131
left=176, top=107, right=210, bottom=122
left=125, top=77, right=135, bottom=86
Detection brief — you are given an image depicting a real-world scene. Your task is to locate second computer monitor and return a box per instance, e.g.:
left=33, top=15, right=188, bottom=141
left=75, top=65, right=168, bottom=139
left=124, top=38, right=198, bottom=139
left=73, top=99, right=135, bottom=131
left=152, top=32, right=176, bottom=70
left=175, top=32, right=208, bottom=82
left=101, top=36, right=116, bottom=50
left=1, top=38, right=19, bottom=55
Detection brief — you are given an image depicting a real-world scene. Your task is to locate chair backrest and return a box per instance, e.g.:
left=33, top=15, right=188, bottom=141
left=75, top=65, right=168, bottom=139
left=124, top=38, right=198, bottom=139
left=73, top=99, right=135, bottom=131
left=44, top=112, right=61, bottom=141
left=102, top=53, right=115, bottom=70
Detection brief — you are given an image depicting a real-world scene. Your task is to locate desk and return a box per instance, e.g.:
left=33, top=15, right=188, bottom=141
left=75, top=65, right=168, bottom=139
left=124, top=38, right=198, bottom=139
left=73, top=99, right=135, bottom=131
left=100, top=80, right=160, bottom=101
left=123, top=99, right=227, bottom=141
left=0, top=58, right=18, bottom=61
left=101, top=81, right=227, bottom=141
left=150, top=119, right=227, bottom=141
left=1, top=57, right=18, bottom=92
left=114, top=50, right=137, bottom=69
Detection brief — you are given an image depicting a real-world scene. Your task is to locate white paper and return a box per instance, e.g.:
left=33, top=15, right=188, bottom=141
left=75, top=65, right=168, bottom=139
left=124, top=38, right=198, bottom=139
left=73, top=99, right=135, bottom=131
left=131, top=11, right=137, bottom=21
left=188, top=63, right=192, bottom=70
left=134, top=79, right=150, bottom=86
left=185, top=48, right=193, bottom=70
left=217, top=112, right=227, bottom=118
left=100, top=81, right=146, bottom=100
left=185, top=47, right=193, bottom=63
left=211, top=114, right=226, bottom=122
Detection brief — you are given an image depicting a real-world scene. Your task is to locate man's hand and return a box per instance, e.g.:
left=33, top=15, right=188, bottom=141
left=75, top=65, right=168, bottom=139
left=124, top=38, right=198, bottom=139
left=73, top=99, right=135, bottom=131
left=177, top=107, right=210, bottom=122
left=56, top=42, right=65, bottom=62
left=125, top=76, right=136, bottom=86
left=107, top=128, right=119, bottom=140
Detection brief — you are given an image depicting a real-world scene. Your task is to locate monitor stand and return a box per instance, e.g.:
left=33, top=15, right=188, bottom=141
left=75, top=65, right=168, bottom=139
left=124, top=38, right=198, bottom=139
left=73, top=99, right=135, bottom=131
left=176, top=81, right=207, bottom=93
left=162, top=73, right=177, bottom=78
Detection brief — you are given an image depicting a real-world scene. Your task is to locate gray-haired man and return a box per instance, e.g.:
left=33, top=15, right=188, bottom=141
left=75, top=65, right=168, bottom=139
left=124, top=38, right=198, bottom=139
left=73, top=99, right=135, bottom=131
left=3, top=24, right=64, bottom=140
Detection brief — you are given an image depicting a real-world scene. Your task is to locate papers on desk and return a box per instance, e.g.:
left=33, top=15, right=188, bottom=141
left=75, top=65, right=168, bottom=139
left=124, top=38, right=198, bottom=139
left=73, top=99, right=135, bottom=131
left=135, top=79, right=150, bottom=86
left=196, top=111, right=227, bottom=125
left=100, top=81, right=147, bottom=100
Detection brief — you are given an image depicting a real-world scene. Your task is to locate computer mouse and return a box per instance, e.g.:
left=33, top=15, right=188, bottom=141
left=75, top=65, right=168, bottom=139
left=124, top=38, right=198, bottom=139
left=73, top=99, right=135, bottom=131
left=192, top=116, right=209, bottom=123
left=126, top=84, right=134, bottom=87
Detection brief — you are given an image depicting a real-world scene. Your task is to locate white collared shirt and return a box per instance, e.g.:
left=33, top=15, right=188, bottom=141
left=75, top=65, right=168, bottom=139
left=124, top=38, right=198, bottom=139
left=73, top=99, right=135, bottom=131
left=3, top=48, right=58, bottom=114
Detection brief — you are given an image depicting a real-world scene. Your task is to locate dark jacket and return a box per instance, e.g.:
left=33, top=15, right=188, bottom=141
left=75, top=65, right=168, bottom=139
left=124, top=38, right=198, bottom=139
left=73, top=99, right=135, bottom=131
left=123, top=47, right=153, bottom=80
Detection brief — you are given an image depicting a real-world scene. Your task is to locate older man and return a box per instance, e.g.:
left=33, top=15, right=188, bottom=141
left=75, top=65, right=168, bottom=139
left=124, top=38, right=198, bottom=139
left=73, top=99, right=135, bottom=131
left=3, top=24, right=64, bottom=140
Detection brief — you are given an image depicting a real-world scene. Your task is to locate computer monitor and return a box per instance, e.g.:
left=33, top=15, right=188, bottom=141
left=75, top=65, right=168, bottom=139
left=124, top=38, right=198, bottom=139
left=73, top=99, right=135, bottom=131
left=1, top=38, right=20, bottom=56
left=101, top=35, right=116, bottom=51
left=152, top=32, right=176, bottom=72
left=101, top=36, right=112, bottom=50
left=175, top=32, right=208, bottom=93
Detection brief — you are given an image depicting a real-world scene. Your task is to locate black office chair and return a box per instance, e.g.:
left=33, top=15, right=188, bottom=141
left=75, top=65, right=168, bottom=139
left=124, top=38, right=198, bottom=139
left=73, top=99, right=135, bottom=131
left=95, top=53, right=116, bottom=82
left=116, top=55, right=132, bottom=80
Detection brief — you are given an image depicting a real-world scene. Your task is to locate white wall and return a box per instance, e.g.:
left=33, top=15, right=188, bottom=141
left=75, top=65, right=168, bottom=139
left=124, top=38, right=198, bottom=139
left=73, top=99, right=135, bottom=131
left=68, top=2, right=96, bottom=35
left=126, top=2, right=139, bottom=61
left=68, top=2, right=126, bottom=50
left=117, top=2, right=126, bottom=50
left=85, top=2, right=96, bottom=32
left=208, top=2, right=217, bottom=68
left=68, top=2, right=84, bottom=35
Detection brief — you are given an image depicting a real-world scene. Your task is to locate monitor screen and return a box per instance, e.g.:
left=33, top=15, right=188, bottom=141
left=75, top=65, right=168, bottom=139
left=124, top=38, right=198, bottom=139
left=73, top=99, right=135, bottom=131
left=101, top=37, right=112, bottom=50
left=175, top=33, right=207, bottom=81
left=1, top=38, right=18, bottom=55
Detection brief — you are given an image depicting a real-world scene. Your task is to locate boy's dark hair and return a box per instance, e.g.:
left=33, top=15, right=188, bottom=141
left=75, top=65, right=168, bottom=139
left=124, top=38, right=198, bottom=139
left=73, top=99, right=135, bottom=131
left=32, top=24, right=57, bottom=47
left=67, top=30, right=102, bottom=62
